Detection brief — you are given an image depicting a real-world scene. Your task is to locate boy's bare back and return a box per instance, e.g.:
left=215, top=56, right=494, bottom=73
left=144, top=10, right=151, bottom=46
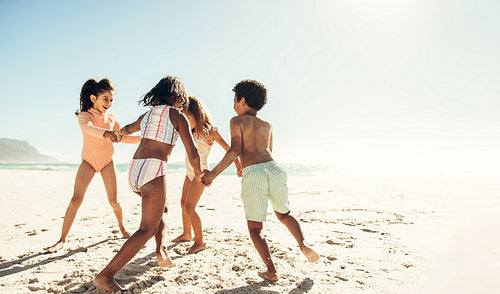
left=230, top=114, right=273, bottom=169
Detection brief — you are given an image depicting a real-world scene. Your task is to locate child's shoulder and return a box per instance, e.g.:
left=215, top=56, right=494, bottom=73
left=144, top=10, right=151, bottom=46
left=232, top=114, right=271, bottom=124
left=168, top=106, right=182, bottom=115
left=77, top=110, right=91, bottom=118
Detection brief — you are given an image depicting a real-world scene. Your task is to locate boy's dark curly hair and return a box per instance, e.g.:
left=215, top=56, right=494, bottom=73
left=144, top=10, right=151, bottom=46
left=139, top=75, right=188, bottom=109
left=232, top=79, right=267, bottom=111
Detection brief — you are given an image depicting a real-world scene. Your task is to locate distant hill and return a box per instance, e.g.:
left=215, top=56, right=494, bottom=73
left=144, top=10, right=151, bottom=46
left=0, top=138, right=58, bottom=163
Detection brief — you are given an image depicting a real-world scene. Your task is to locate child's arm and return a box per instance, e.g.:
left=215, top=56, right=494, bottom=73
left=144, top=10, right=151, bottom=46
left=114, top=119, right=140, bottom=144
left=172, top=110, right=203, bottom=180
left=203, top=117, right=242, bottom=185
left=78, top=112, right=117, bottom=141
left=118, top=114, right=145, bottom=137
left=211, top=129, right=243, bottom=177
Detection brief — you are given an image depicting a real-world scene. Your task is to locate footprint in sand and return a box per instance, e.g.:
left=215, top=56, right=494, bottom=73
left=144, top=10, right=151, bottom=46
left=231, top=265, right=242, bottom=271
left=26, top=230, right=37, bottom=236
left=335, top=275, right=348, bottom=281
left=27, top=285, right=45, bottom=291
left=326, top=239, right=343, bottom=245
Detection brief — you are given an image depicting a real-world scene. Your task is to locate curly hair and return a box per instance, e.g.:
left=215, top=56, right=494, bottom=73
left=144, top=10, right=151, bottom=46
left=185, top=96, right=215, bottom=139
left=76, top=78, right=114, bottom=115
left=232, top=79, right=267, bottom=111
left=139, top=75, right=187, bottom=109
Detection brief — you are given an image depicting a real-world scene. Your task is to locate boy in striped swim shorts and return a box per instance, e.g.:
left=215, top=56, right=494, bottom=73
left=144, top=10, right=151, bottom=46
left=202, top=80, right=319, bottom=282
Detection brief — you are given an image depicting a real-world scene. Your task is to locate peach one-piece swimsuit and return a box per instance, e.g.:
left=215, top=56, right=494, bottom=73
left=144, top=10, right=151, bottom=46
left=78, top=108, right=140, bottom=172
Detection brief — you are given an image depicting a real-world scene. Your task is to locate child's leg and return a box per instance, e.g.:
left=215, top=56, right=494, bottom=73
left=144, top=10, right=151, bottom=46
left=184, top=180, right=207, bottom=254
left=45, top=160, right=95, bottom=253
left=247, top=220, right=278, bottom=281
left=274, top=211, right=319, bottom=263
left=155, top=206, right=174, bottom=267
left=101, top=161, right=130, bottom=238
left=172, top=176, right=193, bottom=242
left=94, top=176, right=166, bottom=292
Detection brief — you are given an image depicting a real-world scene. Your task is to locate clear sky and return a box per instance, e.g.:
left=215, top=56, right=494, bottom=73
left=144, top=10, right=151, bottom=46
left=1, top=0, right=499, bottom=176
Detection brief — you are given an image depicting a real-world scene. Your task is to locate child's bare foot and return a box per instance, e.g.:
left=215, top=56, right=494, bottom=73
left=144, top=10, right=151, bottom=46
left=44, top=241, right=65, bottom=253
left=172, top=234, right=192, bottom=242
left=120, top=228, right=131, bottom=239
left=93, top=273, right=125, bottom=292
left=157, top=247, right=174, bottom=268
left=301, top=245, right=319, bottom=263
left=187, top=241, right=207, bottom=254
left=258, top=270, right=278, bottom=282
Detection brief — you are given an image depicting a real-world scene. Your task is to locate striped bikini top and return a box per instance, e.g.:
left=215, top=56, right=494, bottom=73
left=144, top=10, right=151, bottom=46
left=140, top=105, right=179, bottom=145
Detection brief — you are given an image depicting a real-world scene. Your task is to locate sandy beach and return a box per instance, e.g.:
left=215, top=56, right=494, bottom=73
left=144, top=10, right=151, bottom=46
left=0, top=169, right=499, bottom=293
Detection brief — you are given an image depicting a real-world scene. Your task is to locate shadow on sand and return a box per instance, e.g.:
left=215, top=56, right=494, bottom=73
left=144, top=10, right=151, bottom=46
left=215, top=277, right=314, bottom=294
left=0, top=238, right=114, bottom=278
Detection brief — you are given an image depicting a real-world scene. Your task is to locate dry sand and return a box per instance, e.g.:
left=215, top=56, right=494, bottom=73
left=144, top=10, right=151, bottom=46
left=0, top=169, right=499, bottom=293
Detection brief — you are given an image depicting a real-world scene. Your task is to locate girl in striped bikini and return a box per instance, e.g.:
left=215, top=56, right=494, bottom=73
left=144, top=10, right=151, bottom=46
left=94, top=76, right=203, bottom=292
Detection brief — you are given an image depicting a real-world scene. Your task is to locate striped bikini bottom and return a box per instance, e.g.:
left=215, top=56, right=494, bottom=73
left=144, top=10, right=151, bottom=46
left=128, top=158, right=167, bottom=193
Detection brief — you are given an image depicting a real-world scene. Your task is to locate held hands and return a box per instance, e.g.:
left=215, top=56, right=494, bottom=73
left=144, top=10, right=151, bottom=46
left=201, top=169, right=214, bottom=187
left=103, top=130, right=123, bottom=143
left=103, top=130, right=118, bottom=142
left=193, top=169, right=205, bottom=183
left=114, top=130, right=124, bottom=143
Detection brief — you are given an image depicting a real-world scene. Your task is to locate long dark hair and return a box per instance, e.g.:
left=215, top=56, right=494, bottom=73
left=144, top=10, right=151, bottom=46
left=76, top=79, right=114, bottom=115
left=139, top=75, right=187, bottom=109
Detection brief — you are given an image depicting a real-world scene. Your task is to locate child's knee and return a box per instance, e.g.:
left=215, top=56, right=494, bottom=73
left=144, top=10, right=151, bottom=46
left=138, top=224, right=158, bottom=237
left=248, top=225, right=263, bottom=236
left=180, top=198, right=187, bottom=208
left=108, top=199, right=120, bottom=209
left=185, top=202, right=196, bottom=214
left=70, top=194, right=84, bottom=206
left=275, top=210, right=290, bottom=221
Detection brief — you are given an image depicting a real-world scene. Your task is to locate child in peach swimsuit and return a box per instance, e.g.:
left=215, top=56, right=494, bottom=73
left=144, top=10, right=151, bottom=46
left=45, top=79, right=140, bottom=253
left=172, top=96, right=242, bottom=254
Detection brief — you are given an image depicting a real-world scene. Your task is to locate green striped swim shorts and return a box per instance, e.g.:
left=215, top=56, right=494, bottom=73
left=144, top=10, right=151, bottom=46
left=240, top=161, right=290, bottom=222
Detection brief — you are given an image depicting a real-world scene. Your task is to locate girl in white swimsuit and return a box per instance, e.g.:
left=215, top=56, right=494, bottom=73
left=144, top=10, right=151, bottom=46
left=172, top=96, right=242, bottom=254
left=94, top=76, right=203, bottom=292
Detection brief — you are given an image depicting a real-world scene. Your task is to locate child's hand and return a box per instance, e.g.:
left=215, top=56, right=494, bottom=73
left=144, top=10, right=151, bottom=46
left=114, top=130, right=124, bottom=143
left=201, top=169, right=214, bottom=187
left=104, top=130, right=118, bottom=142
left=193, top=170, right=205, bottom=183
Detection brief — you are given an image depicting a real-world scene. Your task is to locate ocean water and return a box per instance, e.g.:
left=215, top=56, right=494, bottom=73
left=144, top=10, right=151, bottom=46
left=0, top=162, right=337, bottom=176
left=1, top=161, right=492, bottom=177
